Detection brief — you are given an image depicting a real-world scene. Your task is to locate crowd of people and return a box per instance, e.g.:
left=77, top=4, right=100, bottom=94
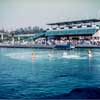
left=33, top=37, right=100, bottom=47
left=0, top=36, right=100, bottom=47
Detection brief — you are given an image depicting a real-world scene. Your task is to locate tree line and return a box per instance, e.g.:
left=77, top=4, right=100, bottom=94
left=12, top=26, right=44, bottom=34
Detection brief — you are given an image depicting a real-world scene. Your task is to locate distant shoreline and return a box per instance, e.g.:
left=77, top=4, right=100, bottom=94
left=0, top=44, right=54, bottom=49
left=0, top=44, right=100, bottom=49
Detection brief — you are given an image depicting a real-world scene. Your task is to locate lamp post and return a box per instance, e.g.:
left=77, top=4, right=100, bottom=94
left=10, top=32, right=15, bottom=45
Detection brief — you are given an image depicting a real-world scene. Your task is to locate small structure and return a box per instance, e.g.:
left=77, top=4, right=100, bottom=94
left=92, top=30, right=100, bottom=40
left=92, top=30, right=100, bottom=45
left=0, top=31, right=10, bottom=41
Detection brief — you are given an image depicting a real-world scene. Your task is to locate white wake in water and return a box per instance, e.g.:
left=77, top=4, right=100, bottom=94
left=4, top=51, right=87, bottom=61
left=62, top=54, right=86, bottom=59
left=5, top=52, right=32, bottom=61
left=4, top=52, right=49, bottom=61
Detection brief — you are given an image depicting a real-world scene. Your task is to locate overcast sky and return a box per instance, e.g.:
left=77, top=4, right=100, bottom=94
left=0, top=0, right=100, bottom=30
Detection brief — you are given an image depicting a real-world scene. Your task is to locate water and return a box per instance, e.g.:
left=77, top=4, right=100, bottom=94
left=0, top=48, right=100, bottom=99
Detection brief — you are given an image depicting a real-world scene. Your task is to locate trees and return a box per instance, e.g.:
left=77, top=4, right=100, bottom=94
left=13, top=26, right=44, bottom=35
left=32, top=26, right=44, bottom=33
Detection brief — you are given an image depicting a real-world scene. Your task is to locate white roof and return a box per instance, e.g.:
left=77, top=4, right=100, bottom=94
left=92, top=30, right=100, bottom=37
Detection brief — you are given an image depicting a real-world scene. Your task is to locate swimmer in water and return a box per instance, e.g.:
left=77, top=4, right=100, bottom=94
left=32, top=52, right=35, bottom=59
left=88, top=49, right=92, bottom=57
left=62, top=52, right=68, bottom=57
left=48, top=53, right=53, bottom=57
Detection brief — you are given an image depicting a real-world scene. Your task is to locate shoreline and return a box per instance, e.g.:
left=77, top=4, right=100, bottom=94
left=0, top=44, right=100, bottom=49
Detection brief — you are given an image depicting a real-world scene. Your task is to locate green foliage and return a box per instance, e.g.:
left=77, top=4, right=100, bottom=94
left=13, top=26, right=44, bottom=34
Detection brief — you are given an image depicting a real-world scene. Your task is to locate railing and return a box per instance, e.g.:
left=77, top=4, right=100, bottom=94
left=25, top=32, right=45, bottom=40
left=45, top=27, right=97, bottom=36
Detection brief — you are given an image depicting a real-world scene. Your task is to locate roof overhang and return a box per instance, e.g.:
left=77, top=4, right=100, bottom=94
left=47, top=19, right=100, bottom=26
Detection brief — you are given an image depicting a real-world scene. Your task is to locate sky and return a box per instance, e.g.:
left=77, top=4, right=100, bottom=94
left=0, top=0, right=100, bottom=31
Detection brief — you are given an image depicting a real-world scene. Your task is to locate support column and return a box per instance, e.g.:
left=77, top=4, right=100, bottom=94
left=1, top=34, right=4, bottom=41
left=11, top=33, right=15, bottom=45
left=18, top=36, right=20, bottom=41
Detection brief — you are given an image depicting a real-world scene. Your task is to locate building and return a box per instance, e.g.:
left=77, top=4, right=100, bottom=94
left=45, top=19, right=100, bottom=41
left=1, top=19, right=99, bottom=46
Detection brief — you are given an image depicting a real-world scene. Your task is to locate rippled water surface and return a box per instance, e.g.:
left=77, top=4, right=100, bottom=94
left=0, top=48, right=100, bottom=99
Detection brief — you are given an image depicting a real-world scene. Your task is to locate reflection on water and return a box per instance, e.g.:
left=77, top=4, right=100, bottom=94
left=0, top=48, right=100, bottom=99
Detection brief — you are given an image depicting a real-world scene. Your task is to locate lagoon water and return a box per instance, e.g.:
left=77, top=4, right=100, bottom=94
left=0, top=48, right=100, bottom=99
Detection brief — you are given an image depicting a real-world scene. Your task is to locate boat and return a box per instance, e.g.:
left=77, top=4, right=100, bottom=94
left=54, top=43, right=75, bottom=50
